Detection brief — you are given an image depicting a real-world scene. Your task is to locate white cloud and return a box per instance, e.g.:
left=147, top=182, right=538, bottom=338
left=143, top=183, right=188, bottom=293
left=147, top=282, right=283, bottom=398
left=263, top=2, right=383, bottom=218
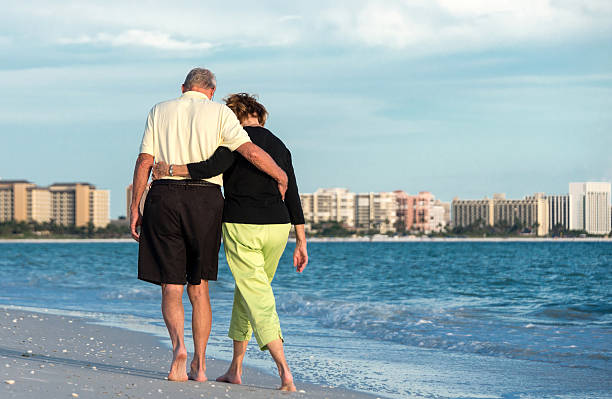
left=279, top=15, right=302, bottom=22
left=58, top=30, right=213, bottom=51
left=322, top=0, right=612, bottom=52
left=1, top=1, right=611, bottom=55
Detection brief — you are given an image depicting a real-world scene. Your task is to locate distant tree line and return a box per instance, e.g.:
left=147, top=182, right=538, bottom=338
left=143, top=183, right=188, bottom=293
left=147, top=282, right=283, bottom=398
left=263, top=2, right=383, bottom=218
left=306, top=219, right=603, bottom=238
left=2, top=219, right=604, bottom=239
left=435, top=219, right=594, bottom=238
left=0, top=220, right=130, bottom=238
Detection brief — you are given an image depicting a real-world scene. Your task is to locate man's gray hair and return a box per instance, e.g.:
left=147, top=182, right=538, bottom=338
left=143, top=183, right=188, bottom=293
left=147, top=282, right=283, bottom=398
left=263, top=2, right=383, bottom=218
left=183, top=68, right=216, bottom=90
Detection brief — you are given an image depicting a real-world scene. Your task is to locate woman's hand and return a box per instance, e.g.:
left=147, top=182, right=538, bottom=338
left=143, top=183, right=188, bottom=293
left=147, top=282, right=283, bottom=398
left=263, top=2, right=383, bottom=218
left=152, top=161, right=170, bottom=180
left=293, top=241, right=308, bottom=273
left=293, top=224, right=308, bottom=272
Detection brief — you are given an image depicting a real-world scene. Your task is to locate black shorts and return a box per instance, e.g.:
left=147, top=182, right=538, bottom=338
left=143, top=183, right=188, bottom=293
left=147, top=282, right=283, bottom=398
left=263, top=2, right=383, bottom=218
left=138, top=180, right=224, bottom=285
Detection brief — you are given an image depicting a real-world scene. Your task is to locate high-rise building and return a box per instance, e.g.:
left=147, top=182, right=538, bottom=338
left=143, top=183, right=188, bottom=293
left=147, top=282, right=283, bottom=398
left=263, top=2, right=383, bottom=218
left=393, top=190, right=414, bottom=233
left=452, top=193, right=549, bottom=236
left=299, top=188, right=355, bottom=227
left=90, top=189, right=110, bottom=228
left=497, top=193, right=549, bottom=236
left=569, top=182, right=611, bottom=235
left=435, top=199, right=451, bottom=225
left=452, top=197, right=495, bottom=228
left=0, top=180, right=110, bottom=228
left=28, top=186, right=52, bottom=223
left=0, top=180, right=35, bottom=222
left=547, top=195, right=569, bottom=230
left=354, top=192, right=397, bottom=233
left=394, top=191, right=448, bottom=233
left=431, top=203, right=447, bottom=232
left=412, top=191, right=436, bottom=232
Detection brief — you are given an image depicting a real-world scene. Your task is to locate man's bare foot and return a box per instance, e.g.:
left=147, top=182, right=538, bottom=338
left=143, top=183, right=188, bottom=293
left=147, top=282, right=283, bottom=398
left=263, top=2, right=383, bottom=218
left=188, top=367, right=208, bottom=382
left=167, top=348, right=188, bottom=382
left=216, top=370, right=242, bottom=385
left=279, top=382, right=297, bottom=392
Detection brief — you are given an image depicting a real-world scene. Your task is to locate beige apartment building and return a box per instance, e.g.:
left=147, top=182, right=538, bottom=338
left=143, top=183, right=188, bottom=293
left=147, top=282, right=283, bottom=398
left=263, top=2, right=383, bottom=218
left=452, top=193, right=549, bottom=236
left=355, top=192, right=397, bottom=233
left=451, top=197, right=495, bottom=228
left=0, top=180, right=35, bottom=222
left=0, top=180, right=109, bottom=227
left=29, top=186, right=52, bottom=223
left=496, top=193, right=549, bottom=236
left=300, top=188, right=356, bottom=228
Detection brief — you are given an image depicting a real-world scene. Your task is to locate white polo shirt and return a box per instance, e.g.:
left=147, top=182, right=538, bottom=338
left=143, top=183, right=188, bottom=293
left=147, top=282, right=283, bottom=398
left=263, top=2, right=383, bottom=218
left=139, top=91, right=251, bottom=186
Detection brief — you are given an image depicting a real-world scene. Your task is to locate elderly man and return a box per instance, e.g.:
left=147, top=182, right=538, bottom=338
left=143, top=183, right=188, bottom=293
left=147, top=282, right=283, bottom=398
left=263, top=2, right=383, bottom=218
left=130, top=68, right=288, bottom=382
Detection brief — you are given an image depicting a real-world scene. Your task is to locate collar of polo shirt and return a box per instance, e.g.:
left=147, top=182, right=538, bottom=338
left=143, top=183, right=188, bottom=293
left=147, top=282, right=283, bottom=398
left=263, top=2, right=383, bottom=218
left=182, top=91, right=210, bottom=100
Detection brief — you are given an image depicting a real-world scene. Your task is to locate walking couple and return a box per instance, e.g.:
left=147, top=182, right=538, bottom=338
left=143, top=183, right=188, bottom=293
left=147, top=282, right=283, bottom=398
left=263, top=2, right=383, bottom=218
left=129, top=68, right=308, bottom=391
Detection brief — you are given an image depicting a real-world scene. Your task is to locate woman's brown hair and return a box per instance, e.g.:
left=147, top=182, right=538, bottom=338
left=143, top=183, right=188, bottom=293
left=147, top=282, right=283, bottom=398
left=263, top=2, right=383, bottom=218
left=224, top=93, right=268, bottom=125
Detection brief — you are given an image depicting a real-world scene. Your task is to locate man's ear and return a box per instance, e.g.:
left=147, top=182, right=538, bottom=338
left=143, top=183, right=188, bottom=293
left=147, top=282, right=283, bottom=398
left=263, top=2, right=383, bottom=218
left=181, top=84, right=187, bottom=93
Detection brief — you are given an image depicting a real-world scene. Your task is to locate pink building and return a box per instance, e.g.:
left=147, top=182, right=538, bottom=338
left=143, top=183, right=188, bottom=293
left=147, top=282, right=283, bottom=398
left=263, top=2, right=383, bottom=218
left=394, top=190, right=414, bottom=233
left=394, top=191, right=446, bottom=233
left=413, top=191, right=435, bottom=232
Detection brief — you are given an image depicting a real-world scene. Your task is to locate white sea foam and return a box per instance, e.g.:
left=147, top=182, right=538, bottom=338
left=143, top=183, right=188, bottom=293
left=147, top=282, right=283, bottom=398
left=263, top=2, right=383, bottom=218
left=416, top=319, right=433, bottom=325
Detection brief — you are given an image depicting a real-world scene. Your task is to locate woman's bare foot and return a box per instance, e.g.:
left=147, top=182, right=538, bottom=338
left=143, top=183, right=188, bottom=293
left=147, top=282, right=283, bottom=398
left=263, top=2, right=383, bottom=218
left=167, top=347, right=188, bottom=382
left=216, top=369, right=242, bottom=385
left=216, top=362, right=242, bottom=385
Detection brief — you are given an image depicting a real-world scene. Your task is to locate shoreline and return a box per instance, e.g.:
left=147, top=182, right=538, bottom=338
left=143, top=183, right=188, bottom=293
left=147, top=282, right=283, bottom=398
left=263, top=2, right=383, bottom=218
left=0, top=306, right=379, bottom=399
left=0, top=236, right=610, bottom=243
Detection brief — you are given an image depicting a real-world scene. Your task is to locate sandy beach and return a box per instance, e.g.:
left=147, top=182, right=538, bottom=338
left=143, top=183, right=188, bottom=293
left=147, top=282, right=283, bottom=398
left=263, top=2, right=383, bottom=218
left=0, top=308, right=378, bottom=399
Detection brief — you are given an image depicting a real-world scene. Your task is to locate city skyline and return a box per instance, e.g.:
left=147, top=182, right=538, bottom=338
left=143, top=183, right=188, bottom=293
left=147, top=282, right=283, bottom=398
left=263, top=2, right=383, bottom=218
left=1, top=2, right=611, bottom=218
left=1, top=178, right=610, bottom=237
left=300, top=182, right=610, bottom=236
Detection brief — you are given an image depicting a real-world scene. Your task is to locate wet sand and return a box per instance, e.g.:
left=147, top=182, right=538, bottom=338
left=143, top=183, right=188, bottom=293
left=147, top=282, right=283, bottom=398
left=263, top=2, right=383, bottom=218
left=0, top=308, right=379, bottom=399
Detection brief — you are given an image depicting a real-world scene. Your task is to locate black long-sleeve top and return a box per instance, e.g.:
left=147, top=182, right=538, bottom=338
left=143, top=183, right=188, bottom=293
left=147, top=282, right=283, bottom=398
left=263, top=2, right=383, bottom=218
left=187, top=126, right=305, bottom=225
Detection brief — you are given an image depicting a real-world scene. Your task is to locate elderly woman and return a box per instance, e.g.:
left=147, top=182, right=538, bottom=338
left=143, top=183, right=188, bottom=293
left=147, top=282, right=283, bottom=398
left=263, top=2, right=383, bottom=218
left=153, top=93, right=308, bottom=391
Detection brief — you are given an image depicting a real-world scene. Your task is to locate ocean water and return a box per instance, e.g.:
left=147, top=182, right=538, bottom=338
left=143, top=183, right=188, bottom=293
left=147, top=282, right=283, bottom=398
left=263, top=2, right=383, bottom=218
left=0, top=241, right=610, bottom=398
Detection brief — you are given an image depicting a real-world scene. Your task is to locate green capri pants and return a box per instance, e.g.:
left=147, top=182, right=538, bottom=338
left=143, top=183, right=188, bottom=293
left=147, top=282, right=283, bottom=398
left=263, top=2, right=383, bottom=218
left=222, top=222, right=291, bottom=350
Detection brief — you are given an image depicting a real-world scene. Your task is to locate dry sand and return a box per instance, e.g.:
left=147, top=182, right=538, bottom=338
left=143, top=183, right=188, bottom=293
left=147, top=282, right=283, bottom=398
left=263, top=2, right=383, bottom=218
left=0, top=308, right=379, bottom=399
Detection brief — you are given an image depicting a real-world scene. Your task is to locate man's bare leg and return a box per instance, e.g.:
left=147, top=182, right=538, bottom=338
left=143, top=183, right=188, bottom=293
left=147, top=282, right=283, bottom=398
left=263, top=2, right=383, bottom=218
left=161, top=284, right=188, bottom=382
left=187, top=280, right=212, bottom=382
left=216, top=340, right=248, bottom=384
left=267, top=339, right=296, bottom=391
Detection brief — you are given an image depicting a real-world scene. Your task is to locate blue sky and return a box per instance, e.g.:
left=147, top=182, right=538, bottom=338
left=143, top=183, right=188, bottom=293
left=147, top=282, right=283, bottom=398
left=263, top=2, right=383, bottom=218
left=1, top=1, right=611, bottom=217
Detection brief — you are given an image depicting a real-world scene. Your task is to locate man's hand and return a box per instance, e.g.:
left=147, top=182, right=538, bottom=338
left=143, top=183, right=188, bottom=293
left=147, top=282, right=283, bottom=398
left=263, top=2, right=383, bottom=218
left=130, top=207, right=142, bottom=242
left=152, top=161, right=169, bottom=180
left=277, top=176, right=288, bottom=201
left=130, top=153, right=154, bottom=242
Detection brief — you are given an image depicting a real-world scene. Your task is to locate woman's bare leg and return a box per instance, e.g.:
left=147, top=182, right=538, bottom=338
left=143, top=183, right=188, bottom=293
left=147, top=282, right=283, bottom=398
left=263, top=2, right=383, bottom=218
left=266, top=339, right=296, bottom=391
left=216, top=340, right=248, bottom=384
